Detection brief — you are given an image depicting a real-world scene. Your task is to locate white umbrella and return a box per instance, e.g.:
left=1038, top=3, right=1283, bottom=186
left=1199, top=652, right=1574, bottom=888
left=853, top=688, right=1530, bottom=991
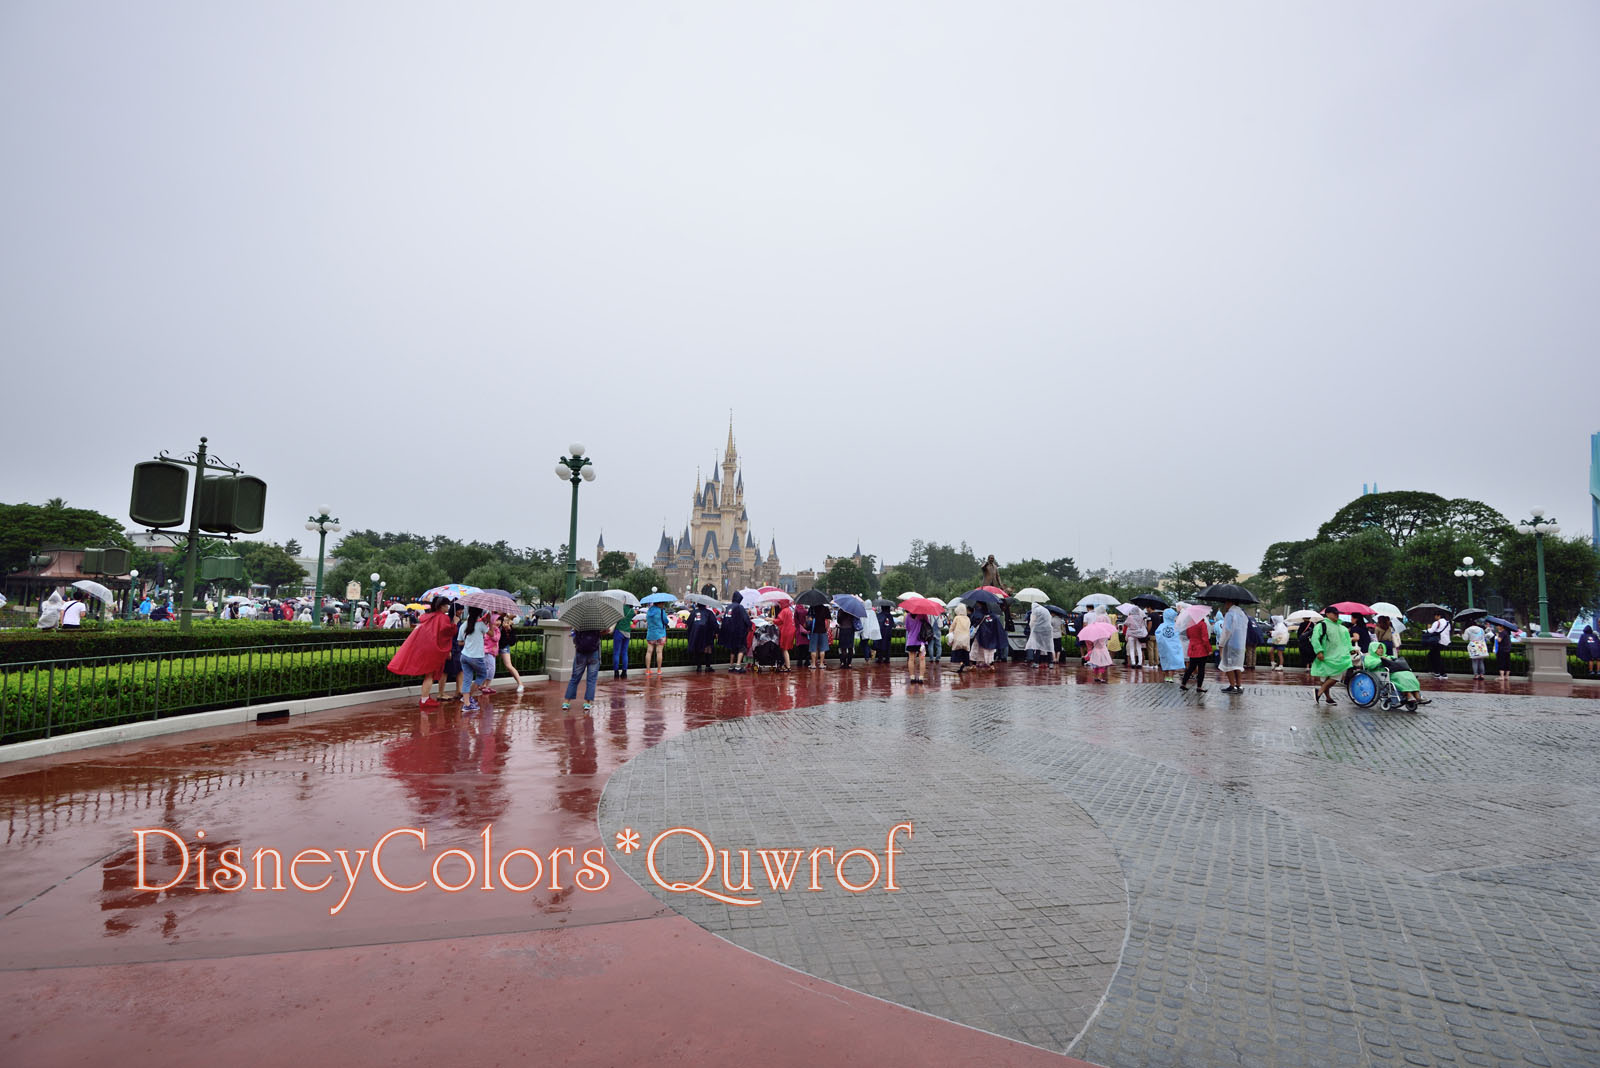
left=70, top=579, right=114, bottom=605
left=1285, top=609, right=1322, bottom=624
left=1369, top=601, right=1403, bottom=620
left=755, top=589, right=792, bottom=605
left=1013, top=588, right=1050, bottom=604
left=1074, top=592, right=1117, bottom=610
left=600, top=589, right=642, bottom=607
left=1116, top=602, right=1139, bottom=615
left=896, top=591, right=924, bottom=601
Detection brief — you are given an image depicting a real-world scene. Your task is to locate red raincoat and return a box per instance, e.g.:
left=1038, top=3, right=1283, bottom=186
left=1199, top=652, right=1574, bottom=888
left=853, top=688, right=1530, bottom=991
left=776, top=605, right=796, bottom=650
left=388, top=611, right=455, bottom=676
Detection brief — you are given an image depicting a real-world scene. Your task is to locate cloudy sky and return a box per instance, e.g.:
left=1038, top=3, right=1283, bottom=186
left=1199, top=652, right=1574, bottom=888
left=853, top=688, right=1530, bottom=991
left=3, top=2, right=1595, bottom=576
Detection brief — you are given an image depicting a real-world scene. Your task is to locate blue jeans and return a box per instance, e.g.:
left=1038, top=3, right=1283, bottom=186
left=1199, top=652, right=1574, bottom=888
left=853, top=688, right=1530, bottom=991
left=808, top=632, right=826, bottom=654
left=565, top=650, right=600, bottom=702
left=460, top=655, right=492, bottom=694
left=928, top=632, right=942, bottom=660
left=612, top=632, right=630, bottom=672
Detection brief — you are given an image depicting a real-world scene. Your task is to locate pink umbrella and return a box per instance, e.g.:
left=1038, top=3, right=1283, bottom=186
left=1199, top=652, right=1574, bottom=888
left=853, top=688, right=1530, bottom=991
left=1177, top=604, right=1210, bottom=629
left=1078, top=621, right=1116, bottom=642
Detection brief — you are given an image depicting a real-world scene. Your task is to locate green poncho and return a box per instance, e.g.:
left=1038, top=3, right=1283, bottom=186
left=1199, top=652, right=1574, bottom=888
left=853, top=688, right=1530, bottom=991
left=1361, top=642, right=1420, bottom=694
left=1309, top=617, right=1352, bottom=677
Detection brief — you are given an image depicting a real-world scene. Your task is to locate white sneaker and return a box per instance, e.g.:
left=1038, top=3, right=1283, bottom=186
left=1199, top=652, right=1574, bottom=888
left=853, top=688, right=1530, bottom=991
left=516, top=684, right=525, bottom=693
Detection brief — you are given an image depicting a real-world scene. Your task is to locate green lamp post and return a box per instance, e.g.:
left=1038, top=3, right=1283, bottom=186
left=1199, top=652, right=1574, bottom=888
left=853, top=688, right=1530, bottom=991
left=125, top=569, right=140, bottom=619
left=1514, top=510, right=1561, bottom=637
left=553, top=445, right=595, bottom=600
left=1453, top=556, right=1484, bottom=610
left=305, top=507, right=340, bottom=629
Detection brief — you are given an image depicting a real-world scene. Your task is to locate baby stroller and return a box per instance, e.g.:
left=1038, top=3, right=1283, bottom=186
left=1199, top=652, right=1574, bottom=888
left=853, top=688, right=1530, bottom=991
left=750, top=621, right=782, bottom=674
left=1346, top=644, right=1425, bottom=712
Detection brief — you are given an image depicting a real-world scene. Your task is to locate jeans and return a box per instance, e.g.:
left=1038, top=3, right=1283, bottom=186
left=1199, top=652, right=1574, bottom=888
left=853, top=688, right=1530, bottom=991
left=565, top=650, right=600, bottom=702
left=612, top=633, right=630, bottom=672
left=808, top=632, right=827, bottom=654
left=460, top=655, right=493, bottom=694
left=928, top=632, right=942, bottom=660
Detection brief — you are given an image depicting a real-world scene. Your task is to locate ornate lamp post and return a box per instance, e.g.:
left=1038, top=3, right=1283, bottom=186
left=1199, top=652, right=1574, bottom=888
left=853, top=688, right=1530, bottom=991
left=370, top=572, right=386, bottom=626
left=125, top=569, right=140, bottom=619
left=553, top=444, right=595, bottom=600
left=304, top=507, right=341, bottom=629
left=1453, top=556, right=1485, bottom=610
left=1514, top=510, right=1561, bottom=637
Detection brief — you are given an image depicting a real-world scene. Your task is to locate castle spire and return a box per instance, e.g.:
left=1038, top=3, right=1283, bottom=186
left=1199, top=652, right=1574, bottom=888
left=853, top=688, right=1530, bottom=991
left=725, top=413, right=736, bottom=462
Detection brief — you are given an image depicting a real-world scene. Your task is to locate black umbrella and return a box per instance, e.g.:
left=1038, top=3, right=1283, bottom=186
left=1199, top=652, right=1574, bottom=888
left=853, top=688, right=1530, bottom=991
left=956, top=588, right=1004, bottom=607
left=1196, top=583, right=1259, bottom=605
left=1043, top=604, right=1069, bottom=617
left=1131, top=593, right=1170, bottom=610
left=871, top=597, right=895, bottom=609
left=1453, top=607, right=1488, bottom=623
left=796, top=588, right=829, bottom=607
left=1406, top=603, right=1451, bottom=622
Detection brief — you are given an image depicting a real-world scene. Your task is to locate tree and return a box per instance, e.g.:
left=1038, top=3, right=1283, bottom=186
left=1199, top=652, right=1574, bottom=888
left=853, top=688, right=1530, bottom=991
left=924, top=541, right=981, bottom=587
left=1302, top=528, right=1396, bottom=606
left=434, top=541, right=495, bottom=582
left=880, top=567, right=922, bottom=597
left=1166, top=560, right=1238, bottom=592
left=284, top=538, right=302, bottom=556
left=463, top=561, right=532, bottom=594
left=617, top=567, right=668, bottom=600
left=1384, top=528, right=1489, bottom=610
left=0, top=501, right=129, bottom=572
left=1044, top=557, right=1081, bottom=582
left=235, top=541, right=306, bottom=594
left=1258, top=540, right=1315, bottom=609
left=820, top=559, right=870, bottom=596
left=1317, top=491, right=1510, bottom=549
left=1490, top=533, right=1600, bottom=629
left=598, top=552, right=631, bottom=580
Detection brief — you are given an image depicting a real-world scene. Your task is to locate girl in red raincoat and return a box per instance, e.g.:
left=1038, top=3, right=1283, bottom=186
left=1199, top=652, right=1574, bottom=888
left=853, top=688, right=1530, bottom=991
left=776, top=603, right=796, bottom=673
left=389, top=596, right=456, bottom=706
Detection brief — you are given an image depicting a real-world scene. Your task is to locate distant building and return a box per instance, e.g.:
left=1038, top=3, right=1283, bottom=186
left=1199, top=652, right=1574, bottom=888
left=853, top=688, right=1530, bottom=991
left=651, top=421, right=782, bottom=599
left=592, top=532, right=637, bottom=572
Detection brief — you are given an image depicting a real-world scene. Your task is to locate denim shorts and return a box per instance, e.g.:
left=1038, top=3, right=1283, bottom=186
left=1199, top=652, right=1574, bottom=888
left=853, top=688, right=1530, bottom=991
left=460, top=655, right=492, bottom=690
left=808, top=632, right=826, bottom=654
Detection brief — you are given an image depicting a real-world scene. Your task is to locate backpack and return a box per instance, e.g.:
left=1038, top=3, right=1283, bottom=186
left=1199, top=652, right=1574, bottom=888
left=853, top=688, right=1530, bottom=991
left=573, top=630, right=601, bottom=654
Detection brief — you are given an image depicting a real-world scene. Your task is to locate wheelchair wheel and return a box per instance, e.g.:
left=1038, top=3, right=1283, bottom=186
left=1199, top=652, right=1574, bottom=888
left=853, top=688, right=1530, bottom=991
left=1347, top=670, right=1378, bottom=707
left=1378, top=692, right=1399, bottom=711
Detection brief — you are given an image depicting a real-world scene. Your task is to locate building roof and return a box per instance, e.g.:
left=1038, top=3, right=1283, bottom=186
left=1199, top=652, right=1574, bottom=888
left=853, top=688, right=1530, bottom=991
left=745, top=530, right=756, bottom=548
left=657, top=529, right=672, bottom=554
left=702, top=531, right=719, bottom=558
left=596, top=531, right=605, bottom=550
left=678, top=526, right=692, bottom=552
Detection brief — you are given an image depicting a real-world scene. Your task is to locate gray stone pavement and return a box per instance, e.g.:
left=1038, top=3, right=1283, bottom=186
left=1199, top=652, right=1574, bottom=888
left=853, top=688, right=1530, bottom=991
left=600, top=680, right=1600, bottom=1067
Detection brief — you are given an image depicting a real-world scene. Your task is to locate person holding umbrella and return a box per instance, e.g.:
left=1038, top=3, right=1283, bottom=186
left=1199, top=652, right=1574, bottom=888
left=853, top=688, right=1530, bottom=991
left=973, top=603, right=1004, bottom=670
left=1123, top=605, right=1148, bottom=669
left=612, top=603, right=635, bottom=679
left=1268, top=615, right=1289, bottom=670
left=1463, top=620, right=1489, bottom=680
left=807, top=599, right=829, bottom=668
left=720, top=592, right=751, bottom=673
left=1310, top=605, right=1353, bottom=705
left=1424, top=611, right=1451, bottom=679
left=1216, top=602, right=1249, bottom=693
left=875, top=603, right=895, bottom=664
left=904, top=609, right=929, bottom=683
left=776, top=600, right=796, bottom=672
left=948, top=602, right=972, bottom=674
left=1179, top=608, right=1211, bottom=692
left=644, top=596, right=671, bottom=676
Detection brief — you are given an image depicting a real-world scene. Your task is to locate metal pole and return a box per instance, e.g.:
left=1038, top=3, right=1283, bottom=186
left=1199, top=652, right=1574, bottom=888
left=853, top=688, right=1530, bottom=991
left=565, top=474, right=580, bottom=600
left=1466, top=575, right=1474, bottom=610
left=312, top=526, right=327, bottom=629
left=1535, top=531, right=1550, bottom=637
left=178, top=437, right=208, bottom=632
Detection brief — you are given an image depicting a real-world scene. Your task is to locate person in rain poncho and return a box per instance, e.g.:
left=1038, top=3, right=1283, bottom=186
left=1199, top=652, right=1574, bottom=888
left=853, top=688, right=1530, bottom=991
left=1025, top=602, right=1054, bottom=667
left=874, top=604, right=895, bottom=663
left=1123, top=606, right=1148, bottom=669
left=387, top=596, right=457, bottom=707
left=1463, top=622, right=1489, bottom=679
left=1576, top=626, right=1600, bottom=677
left=776, top=602, right=796, bottom=673
left=948, top=603, right=972, bottom=674
left=37, top=590, right=66, bottom=630
left=1180, top=610, right=1212, bottom=692
left=1268, top=615, right=1290, bottom=671
left=1216, top=603, right=1249, bottom=693
left=859, top=600, right=882, bottom=655
left=1155, top=608, right=1185, bottom=680
left=1362, top=641, right=1427, bottom=711
left=1310, top=605, right=1353, bottom=705
left=973, top=604, right=1003, bottom=670
left=686, top=603, right=718, bottom=673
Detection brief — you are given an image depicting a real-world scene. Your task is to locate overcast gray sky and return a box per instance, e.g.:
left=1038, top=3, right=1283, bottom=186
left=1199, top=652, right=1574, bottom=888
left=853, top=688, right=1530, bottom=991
left=3, top=2, right=1595, bottom=576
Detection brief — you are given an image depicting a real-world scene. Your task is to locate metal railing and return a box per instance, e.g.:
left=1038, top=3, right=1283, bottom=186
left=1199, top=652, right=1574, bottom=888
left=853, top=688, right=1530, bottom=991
left=1, top=637, right=544, bottom=745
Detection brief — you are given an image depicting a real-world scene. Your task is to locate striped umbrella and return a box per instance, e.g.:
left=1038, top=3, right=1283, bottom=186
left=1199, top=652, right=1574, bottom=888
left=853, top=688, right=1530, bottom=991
left=462, top=591, right=519, bottom=616
left=556, top=592, right=625, bottom=631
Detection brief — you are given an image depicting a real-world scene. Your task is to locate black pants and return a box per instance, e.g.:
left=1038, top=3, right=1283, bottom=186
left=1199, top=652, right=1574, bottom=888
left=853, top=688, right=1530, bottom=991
left=692, top=647, right=713, bottom=671
left=837, top=643, right=853, bottom=668
left=874, top=638, right=890, bottom=663
left=1427, top=647, right=1442, bottom=675
left=1182, top=657, right=1207, bottom=689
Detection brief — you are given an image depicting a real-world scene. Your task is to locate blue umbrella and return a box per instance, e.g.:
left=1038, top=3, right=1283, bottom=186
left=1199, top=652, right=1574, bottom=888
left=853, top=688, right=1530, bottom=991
left=1483, top=615, right=1517, bottom=630
left=956, top=588, right=1003, bottom=607
left=640, top=592, right=676, bottom=605
left=832, top=594, right=868, bottom=618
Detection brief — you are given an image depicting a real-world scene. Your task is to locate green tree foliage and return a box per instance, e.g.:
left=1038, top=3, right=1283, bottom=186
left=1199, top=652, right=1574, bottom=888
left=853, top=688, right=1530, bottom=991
left=880, top=567, right=922, bottom=597
left=463, top=561, right=529, bottom=594
left=283, top=538, right=302, bottom=556
left=433, top=541, right=496, bottom=582
left=1302, top=529, right=1396, bottom=606
left=819, top=559, right=871, bottom=596
left=1044, top=557, right=1081, bottom=582
left=1384, top=528, right=1489, bottom=610
left=1258, top=540, right=1315, bottom=609
left=1491, top=533, right=1600, bottom=629
left=616, top=567, right=669, bottom=599
left=598, top=552, right=631, bottom=580
left=1165, top=560, right=1239, bottom=592
left=1317, top=491, right=1510, bottom=549
left=0, top=501, right=129, bottom=571
left=235, top=541, right=306, bottom=593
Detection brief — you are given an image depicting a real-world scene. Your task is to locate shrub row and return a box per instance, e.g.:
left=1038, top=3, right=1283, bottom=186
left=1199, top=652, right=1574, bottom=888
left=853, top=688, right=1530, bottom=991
left=1, top=637, right=544, bottom=745
left=0, top=621, right=408, bottom=666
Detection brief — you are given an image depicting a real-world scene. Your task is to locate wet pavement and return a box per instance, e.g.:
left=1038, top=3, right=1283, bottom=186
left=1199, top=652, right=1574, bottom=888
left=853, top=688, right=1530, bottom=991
left=3, top=661, right=1598, bottom=1066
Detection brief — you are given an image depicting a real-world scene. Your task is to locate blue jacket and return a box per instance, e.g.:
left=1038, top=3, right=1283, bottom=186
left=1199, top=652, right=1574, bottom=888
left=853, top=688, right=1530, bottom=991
left=646, top=605, right=669, bottom=641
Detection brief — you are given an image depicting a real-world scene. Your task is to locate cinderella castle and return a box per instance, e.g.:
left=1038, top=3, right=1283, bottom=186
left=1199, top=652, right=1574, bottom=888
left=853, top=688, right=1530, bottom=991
left=649, top=422, right=781, bottom=599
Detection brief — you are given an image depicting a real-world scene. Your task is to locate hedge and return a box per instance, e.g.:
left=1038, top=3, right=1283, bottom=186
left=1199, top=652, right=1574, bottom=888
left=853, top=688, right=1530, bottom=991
left=0, top=621, right=407, bottom=666
left=1, top=637, right=544, bottom=745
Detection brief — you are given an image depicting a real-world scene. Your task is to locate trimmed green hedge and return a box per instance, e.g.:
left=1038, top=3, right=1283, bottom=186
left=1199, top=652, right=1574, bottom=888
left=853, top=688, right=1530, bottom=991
left=0, top=621, right=405, bottom=666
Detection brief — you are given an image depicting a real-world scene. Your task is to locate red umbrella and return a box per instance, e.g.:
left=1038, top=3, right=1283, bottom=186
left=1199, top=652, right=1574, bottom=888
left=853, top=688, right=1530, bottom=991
left=1329, top=601, right=1374, bottom=616
left=899, top=597, right=945, bottom=616
left=977, top=585, right=1007, bottom=597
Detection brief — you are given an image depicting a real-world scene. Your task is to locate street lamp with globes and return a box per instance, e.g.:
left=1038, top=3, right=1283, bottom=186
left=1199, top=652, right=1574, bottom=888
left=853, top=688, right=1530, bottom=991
left=126, top=568, right=140, bottom=619
left=1513, top=510, right=1561, bottom=637
left=554, top=443, right=595, bottom=600
left=370, top=571, right=385, bottom=627
left=305, top=507, right=341, bottom=629
left=1453, top=556, right=1485, bottom=610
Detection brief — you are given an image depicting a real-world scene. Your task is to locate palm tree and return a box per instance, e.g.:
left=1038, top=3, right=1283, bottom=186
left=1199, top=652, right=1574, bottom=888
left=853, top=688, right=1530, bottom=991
left=44, top=497, right=67, bottom=509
